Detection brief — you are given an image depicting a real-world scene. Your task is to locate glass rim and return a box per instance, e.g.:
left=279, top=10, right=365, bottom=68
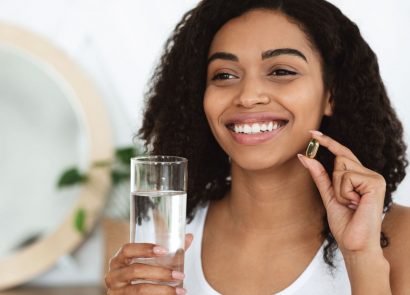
left=131, top=155, right=187, bottom=165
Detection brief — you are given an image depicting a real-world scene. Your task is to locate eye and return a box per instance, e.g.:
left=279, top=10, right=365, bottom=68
left=269, top=69, right=297, bottom=76
left=211, top=72, right=238, bottom=80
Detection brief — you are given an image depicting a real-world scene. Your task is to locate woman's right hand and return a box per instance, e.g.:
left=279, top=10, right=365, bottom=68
left=105, top=233, right=193, bottom=295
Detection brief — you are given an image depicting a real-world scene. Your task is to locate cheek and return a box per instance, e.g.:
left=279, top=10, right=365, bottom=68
left=203, top=90, right=214, bottom=123
left=203, top=94, right=229, bottom=155
left=280, top=79, right=326, bottom=122
left=203, top=87, right=230, bottom=120
left=203, top=89, right=221, bottom=134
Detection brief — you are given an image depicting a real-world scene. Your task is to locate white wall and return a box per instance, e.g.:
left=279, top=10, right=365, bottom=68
left=0, top=0, right=409, bottom=284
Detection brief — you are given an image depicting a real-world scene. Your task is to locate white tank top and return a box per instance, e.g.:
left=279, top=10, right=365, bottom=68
left=184, top=203, right=351, bottom=294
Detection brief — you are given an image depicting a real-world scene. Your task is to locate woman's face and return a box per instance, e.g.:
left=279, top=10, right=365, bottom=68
left=204, top=9, right=332, bottom=171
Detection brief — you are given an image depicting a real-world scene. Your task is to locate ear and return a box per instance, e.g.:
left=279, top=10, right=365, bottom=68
left=323, top=90, right=333, bottom=116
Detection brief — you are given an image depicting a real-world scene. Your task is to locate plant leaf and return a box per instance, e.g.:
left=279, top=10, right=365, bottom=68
left=116, top=147, right=137, bottom=165
left=74, top=208, right=86, bottom=234
left=111, top=170, right=130, bottom=185
left=57, top=168, right=88, bottom=188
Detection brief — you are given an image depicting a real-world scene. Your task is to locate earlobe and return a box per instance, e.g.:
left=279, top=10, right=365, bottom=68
left=324, top=91, right=333, bottom=116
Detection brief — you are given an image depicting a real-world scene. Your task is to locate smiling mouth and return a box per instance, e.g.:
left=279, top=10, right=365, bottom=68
left=226, top=120, right=288, bottom=134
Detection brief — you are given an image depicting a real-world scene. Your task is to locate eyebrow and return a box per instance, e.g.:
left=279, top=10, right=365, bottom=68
left=207, top=52, right=238, bottom=64
left=207, top=48, right=307, bottom=65
left=262, top=48, right=307, bottom=62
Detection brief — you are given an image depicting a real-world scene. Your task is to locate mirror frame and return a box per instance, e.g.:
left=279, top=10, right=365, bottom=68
left=0, top=22, right=113, bottom=290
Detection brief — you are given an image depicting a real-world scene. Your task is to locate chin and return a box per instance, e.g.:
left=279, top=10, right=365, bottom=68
left=230, top=152, right=287, bottom=172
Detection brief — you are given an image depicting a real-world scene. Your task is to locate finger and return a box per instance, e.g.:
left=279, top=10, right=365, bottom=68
left=106, top=263, right=184, bottom=289
left=333, top=156, right=376, bottom=205
left=333, top=157, right=361, bottom=205
left=309, top=130, right=361, bottom=164
left=108, top=284, right=185, bottom=295
left=340, top=171, right=385, bottom=211
left=297, top=154, right=335, bottom=209
left=340, top=172, right=362, bottom=204
left=333, top=170, right=361, bottom=205
left=110, top=243, right=168, bottom=270
left=334, top=155, right=356, bottom=172
left=334, top=155, right=372, bottom=174
left=332, top=170, right=346, bottom=205
left=185, top=233, right=194, bottom=250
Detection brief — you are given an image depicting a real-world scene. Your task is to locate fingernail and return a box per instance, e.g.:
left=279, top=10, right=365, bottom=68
left=309, top=130, right=323, bottom=136
left=176, top=287, right=187, bottom=294
left=153, top=246, right=168, bottom=255
left=350, top=200, right=359, bottom=206
left=172, top=271, right=185, bottom=280
left=348, top=204, right=358, bottom=210
left=297, top=154, right=308, bottom=168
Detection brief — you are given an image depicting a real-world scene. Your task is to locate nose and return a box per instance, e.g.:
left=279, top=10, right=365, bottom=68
left=234, top=77, right=271, bottom=108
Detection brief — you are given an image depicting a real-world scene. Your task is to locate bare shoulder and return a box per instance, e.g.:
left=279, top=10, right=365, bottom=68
left=382, top=203, right=410, bottom=237
left=382, top=203, right=410, bottom=291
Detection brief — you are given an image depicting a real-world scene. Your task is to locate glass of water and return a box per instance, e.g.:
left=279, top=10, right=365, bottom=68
left=130, top=155, right=188, bottom=287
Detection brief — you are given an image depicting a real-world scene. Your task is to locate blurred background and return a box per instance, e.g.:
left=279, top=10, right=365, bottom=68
left=0, top=0, right=409, bottom=292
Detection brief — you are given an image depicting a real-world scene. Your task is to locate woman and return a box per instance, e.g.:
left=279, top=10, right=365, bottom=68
left=105, top=0, right=410, bottom=294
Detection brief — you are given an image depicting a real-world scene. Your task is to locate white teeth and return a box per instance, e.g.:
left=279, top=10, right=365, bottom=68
left=243, top=124, right=252, bottom=134
left=231, top=120, right=285, bottom=134
left=251, top=123, right=260, bottom=133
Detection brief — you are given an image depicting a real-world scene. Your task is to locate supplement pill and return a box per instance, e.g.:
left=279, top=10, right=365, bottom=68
left=305, top=139, right=319, bottom=159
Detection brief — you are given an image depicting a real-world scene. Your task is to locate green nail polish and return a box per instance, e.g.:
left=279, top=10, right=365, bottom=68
left=305, top=139, right=319, bottom=159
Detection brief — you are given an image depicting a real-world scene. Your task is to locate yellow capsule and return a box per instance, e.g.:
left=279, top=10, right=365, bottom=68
left=305, top=139, right=319, bottom=159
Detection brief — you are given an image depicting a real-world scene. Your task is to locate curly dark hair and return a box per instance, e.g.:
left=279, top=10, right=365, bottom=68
left=137, top=0, right=408, bottom=267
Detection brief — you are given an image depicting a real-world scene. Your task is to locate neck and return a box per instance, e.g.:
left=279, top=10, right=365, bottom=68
left=224, top=157, right=325, bottom=238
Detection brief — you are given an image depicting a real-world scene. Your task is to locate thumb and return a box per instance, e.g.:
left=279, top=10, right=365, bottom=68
left=185, top=233, right=194, bottom=250
left=297, top=154, right=334, bottom=209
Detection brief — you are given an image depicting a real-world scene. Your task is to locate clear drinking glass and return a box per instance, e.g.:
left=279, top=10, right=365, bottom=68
left=130, top=156, right=188, bottom=287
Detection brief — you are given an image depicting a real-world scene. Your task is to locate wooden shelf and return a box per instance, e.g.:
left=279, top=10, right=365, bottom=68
left=0, top=286, right=105, bottom=295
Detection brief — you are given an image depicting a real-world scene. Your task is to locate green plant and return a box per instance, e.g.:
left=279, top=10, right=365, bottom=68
left=57, top=146, right=144, bottom=234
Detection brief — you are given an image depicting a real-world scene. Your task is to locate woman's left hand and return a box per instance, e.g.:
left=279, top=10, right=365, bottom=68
left=297, top=130, right=387, bottom=254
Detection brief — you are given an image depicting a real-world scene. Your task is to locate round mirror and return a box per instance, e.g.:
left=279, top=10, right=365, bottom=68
left=0, top=44, right=87, bottom=260
left=0, top=22, right=113, bottom=290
